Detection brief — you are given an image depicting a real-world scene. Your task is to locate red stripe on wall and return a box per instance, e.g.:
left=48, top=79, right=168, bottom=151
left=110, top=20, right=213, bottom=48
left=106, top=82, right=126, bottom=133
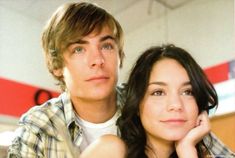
left=0, top=77, right=59, bottom=117
left=204, top=62, right=229, bottom=84
left=0, top=60, right=233, bottom=117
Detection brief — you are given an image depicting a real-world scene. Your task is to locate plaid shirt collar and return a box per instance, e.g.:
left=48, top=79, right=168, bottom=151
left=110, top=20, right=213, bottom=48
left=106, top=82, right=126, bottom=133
left=61, top=92, right=77, bottom=129
left=60, top=90, right=123, bottom=145
left=61, top=86, right=125, bottom=129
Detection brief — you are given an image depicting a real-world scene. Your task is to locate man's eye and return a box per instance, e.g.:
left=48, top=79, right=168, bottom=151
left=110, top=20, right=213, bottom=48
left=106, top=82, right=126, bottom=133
left=74, top=47, right=84, bottom=54
left=102, top=43, right=113, bottom=50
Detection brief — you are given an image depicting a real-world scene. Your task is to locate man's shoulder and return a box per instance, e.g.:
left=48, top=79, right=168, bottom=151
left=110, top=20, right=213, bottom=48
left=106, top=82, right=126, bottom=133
left=116, top=83, right=127, bottom=91
left=204, top=132, right=235, bottom=157
left=8, top=93, right=76, bottom=157
left=18, top=94, right=65, bottom=135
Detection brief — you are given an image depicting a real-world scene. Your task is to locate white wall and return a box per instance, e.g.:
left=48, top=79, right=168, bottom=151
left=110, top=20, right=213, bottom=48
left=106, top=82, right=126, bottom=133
left=0, top=6, right=57, bottom=90
left=0, top=0, right=234, bottom=90
left=119, top=0, right=234, bottom=82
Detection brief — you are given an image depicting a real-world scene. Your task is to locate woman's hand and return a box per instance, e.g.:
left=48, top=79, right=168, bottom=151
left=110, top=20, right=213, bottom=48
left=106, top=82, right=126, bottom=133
left=175, top=111, right=211, bottom=158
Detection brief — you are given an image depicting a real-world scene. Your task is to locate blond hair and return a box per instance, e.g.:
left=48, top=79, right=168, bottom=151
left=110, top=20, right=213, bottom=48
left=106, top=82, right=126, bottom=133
left=41, top=2, right=124, bottom=90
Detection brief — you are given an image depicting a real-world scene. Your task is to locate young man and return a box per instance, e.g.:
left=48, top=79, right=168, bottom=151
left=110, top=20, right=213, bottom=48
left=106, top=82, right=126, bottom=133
left=8, top=2, right=234, bottom=158
left=8, top=2, right=124, bottom=157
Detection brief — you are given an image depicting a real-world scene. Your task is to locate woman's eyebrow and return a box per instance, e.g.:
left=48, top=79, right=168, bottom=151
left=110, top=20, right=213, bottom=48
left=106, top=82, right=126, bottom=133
left=148, top=81, right=191, bottom=86
left=148, top=81, right=166, bottom=86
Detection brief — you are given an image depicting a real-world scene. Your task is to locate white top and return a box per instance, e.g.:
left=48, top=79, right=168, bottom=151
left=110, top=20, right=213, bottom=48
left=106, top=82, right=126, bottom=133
left=76, top=110, right=120, bottom=152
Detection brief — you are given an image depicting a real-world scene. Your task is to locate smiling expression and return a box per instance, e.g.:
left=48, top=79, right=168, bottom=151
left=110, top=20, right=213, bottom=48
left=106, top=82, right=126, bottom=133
left=139, top=58, right=199, bottom=144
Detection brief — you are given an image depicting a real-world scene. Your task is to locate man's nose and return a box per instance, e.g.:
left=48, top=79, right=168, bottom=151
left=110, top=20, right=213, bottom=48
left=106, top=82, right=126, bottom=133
left=88, top=48, right=105, bottom=68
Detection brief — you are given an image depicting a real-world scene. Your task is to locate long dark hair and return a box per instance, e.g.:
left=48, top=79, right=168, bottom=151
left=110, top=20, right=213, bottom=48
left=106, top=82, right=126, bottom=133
left=117, top=44, right=218, bottom=158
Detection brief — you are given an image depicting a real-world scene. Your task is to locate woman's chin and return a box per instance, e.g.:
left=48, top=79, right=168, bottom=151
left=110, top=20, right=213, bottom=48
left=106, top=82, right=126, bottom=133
left=163, top=131, right=189, bottom=141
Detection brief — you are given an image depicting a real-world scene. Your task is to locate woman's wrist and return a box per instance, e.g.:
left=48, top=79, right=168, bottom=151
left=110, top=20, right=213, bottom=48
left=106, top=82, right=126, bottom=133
left=176, top=142, right=198, bottom=158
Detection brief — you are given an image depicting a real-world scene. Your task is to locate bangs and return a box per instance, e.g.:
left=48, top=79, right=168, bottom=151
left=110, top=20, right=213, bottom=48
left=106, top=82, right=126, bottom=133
left=60, top=16, right=118, bottom=51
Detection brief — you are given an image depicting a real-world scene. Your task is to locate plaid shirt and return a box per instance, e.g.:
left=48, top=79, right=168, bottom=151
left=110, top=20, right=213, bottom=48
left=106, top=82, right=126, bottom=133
left=8, top=85, right=235, bottom=158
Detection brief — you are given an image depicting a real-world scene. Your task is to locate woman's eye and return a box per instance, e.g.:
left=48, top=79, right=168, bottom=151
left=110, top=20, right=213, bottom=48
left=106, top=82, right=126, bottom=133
left=74, top=47, right=84, bottom=54
left=151, top=90, right=165, bottom=96
left=182, top=89, right=194, bottom=96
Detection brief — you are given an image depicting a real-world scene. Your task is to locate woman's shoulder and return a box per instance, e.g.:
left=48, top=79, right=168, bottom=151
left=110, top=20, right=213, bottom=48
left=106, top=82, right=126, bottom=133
left=80, top=134, right=126, bottom=158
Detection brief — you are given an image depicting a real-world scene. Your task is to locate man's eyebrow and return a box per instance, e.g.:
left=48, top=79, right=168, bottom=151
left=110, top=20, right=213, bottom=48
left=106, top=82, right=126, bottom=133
left=100, top=35, right=116, bottom=42
left=70, top=35, right=115, bottom=45
left=72, top=39, right=88, bottom=44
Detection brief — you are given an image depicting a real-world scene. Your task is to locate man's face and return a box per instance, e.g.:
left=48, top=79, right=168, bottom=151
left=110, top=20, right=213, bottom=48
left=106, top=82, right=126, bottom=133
left=57, top=26, right=120, bottom=101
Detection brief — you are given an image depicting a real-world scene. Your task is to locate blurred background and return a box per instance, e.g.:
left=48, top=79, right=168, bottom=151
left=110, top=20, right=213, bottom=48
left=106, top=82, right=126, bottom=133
left=0, top=0, right=234, bottom=157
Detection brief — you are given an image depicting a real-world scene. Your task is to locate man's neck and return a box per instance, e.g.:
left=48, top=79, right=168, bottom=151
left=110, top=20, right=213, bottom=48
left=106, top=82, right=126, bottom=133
left=70, top=94, right=117, bottom=123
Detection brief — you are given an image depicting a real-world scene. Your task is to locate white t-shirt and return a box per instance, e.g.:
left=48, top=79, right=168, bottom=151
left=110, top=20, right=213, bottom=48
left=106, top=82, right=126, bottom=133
left=76, top=110, right=120, bottom=152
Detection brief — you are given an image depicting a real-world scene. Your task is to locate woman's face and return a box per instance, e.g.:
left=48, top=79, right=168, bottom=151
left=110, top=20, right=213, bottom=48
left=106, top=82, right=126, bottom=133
left=139, top=58, right=199, bottom=145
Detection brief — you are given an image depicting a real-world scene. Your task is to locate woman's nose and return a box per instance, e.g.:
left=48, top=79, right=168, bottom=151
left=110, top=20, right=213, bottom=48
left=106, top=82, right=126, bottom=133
left=167, top=94, right=183, bottom=111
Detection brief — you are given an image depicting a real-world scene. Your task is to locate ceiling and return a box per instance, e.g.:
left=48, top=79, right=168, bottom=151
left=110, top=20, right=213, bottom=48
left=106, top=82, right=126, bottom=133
left=0, top=0, right=139, bottom=22
left=0, top=0, right=193, bottom=34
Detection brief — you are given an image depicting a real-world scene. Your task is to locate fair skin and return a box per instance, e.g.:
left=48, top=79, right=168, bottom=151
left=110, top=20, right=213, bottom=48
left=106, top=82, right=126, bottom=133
left=80, top=135, right=126, bottom=158
left=54, top=26, right=120, bottom=123
left=80, top=58, right=210, bottom=158
left=140, top=58, right=210, bottom=158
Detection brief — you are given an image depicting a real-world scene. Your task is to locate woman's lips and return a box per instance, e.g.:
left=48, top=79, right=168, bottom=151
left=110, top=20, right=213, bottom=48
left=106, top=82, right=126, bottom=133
left=160, top=119, right=187, bottom=125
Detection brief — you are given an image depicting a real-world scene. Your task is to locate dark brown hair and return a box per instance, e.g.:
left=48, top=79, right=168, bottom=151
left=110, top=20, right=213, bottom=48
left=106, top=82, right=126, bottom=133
left=118, top=44, right=217, bottom=158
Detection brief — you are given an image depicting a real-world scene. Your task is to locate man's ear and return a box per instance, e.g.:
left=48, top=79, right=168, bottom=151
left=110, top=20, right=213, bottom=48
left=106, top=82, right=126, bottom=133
left=53, top=68, right=63, bottom=77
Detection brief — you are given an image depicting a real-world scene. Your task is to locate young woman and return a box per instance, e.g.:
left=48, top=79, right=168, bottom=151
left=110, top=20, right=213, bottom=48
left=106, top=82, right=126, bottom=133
left=80, top=44, right=235, bottom=158
left=118, top=44, right=217, bottom=158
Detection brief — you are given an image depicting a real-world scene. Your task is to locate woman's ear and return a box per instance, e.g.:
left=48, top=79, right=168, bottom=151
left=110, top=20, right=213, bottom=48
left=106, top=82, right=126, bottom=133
left=53, top=68, right=63, bottom=77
